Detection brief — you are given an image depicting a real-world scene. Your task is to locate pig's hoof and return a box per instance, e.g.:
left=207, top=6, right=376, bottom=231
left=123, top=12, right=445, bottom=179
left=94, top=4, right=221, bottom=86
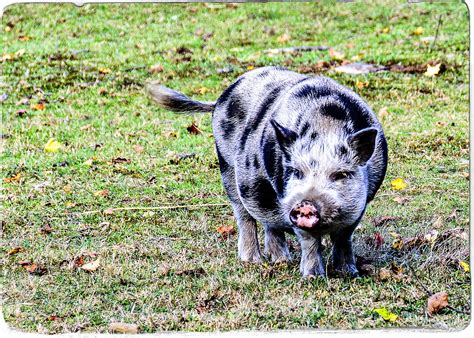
left=240, top=252, right=263, bottom=264
left=334, top=265, right=360, bottom=279
left=271, top=254, right=292, bottom=264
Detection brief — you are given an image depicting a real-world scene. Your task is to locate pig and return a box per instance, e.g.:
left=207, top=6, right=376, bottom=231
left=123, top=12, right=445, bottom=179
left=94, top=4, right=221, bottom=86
left=147, top=66, right=388, bottom=278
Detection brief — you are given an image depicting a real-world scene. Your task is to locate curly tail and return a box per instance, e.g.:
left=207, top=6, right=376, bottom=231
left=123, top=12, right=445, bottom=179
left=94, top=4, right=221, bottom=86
left=146, top=81, right=215, bottom=113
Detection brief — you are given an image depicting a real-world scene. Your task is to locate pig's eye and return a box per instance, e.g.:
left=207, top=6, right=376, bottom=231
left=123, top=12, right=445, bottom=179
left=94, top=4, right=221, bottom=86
left=331, top=171, right=352, bottom=181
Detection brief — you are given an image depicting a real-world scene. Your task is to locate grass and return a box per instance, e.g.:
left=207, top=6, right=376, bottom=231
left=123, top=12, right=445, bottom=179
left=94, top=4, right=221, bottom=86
left=0, top=1, right=470, bottom=333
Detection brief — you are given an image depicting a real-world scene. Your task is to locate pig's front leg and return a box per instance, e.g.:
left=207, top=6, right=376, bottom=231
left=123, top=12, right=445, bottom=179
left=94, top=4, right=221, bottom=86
left=295, top=229, right=326, bottom=277
left=330, top=227, right=359, bottom=278
left=264, top=226, right=291, bottom=263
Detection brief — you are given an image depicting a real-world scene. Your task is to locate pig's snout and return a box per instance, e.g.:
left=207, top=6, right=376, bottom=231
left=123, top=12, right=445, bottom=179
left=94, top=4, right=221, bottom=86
left=289, top=200, right=320, bottom=229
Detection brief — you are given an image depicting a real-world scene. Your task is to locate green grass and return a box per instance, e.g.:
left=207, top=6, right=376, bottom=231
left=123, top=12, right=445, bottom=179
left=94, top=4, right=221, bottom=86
left=0, top=1, right=470, bottom=333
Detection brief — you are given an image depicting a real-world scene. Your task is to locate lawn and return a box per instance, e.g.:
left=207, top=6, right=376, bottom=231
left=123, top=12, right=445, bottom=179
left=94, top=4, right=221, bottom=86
left=0, top=1, right=470, bottom=333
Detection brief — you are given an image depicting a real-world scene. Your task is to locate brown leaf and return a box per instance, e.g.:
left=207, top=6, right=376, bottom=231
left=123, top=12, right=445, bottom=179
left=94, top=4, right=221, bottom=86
left=372, top=216, right=400, bottom=227
left=3, top=172, right=21, bottom=183
left=73, top=255, right=85, bottom=268
left=277, top=33, right=291, bottom=43
left=186, top=121, right=202, bottom=135
left=149, top=64, right=164, bottom=73
left=174, top=267, right=205, bottom=276
left=8, top=246, right=25, bottom=255
left=378, top=268, right=391, bottom=281
left=111, top=157, right=131, bottom=164
left=393, top=196, right=409, bottom=205
left=30, top=102, right=46, bottom=111
left=19, top=262, right=47, bottom=275
left=132, top=144, right=144, bottom=154
left=40, top=223, right=53, bottom=234
left=216, top=225, right=236, bottom=239
left=94, top=190, right=109, bottom=198
left=81, top=258, right=100, bottom=272
left=328, top=48, right=345, bottom=60
left=427, top=292, right=449, bottom=316
left=374, top=232, right=384, bottom=249
left=109, top=322, right=139, bottom=334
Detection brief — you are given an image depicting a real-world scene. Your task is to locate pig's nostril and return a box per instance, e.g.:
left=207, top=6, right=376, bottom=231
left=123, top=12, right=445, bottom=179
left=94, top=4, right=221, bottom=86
left=289, top=201, right=320, bottom=228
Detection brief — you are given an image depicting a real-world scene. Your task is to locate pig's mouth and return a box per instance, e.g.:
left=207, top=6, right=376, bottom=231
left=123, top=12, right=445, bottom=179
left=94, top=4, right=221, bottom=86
left=289, top=200, right=320, bottom=229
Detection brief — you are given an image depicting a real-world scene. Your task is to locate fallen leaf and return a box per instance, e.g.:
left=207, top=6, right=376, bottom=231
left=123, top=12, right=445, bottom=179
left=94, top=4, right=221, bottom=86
left=186, top=121, right=202, bottom=135
left=132, top=144, right=144, bottom=154
left=356, top=80, right=369, bottom=89
left=47, top=315, right=63, bottom=321
left=381, top=27, right=390, bottom=34
left=423, top=229, right=439, bottom=246
left=372, top=216, right=400, bottom=227
left=459, top=261, right=470, bottom=273
left=374, top=308, right=398, bottom=322
left=3, top=172, right=21, bottom=183
left=391, top=178, right=407, bottom=190
left=427, top=292, right=448, bottom=316
left=40, top=223, right=53, bottom=234
left=18, top=35, right=31, bottom=41
left=329, top=48, right=345, bottom=60
left=15, top=49, right=25, bottom=57
left=374, top=232, right=384, bottom=249
left=149, top=64, right=164, bottom=73
left=216, top=225, right=236, bottom=238
left=111, top=157, right=131, bottom=164
left=73, top=255, right=85, bottom=268
left=195, top=87, right=209, bottom=95
left=109, top=322, right=139, bottom=334
left=277, top=33, right=291, bottom=43
left=65, top=202, right=76, bottom=208
left=31, top=102, right=46, bottom=111
left=246, top=65, right=255, bottom=70
left=378, top=107, right=389, bottom=119
left=390, top=262, right=404, bottom=275
left=19, top=262, right=47, bottom=275
left=104, top=208, right=114, bottom=215
left=389, top=232, right=403, bottom=250
left=44, top=138, right=62, bottom=152
left=94, top=190, right=109, bottom=197
left=98, top=67, right=112, bottom=74
left=393, top=196, right=409, bottom=205
left=81, top=258, right=100, bottom=272
left=425, top=63, right=441, bottom=77
left=63, top=184, right=72, bottom=194
left=413, top=27, right=424, bottom=35
left=8, top=246, right=25, bottom=255
left=83, top=158, right=94, bottom=166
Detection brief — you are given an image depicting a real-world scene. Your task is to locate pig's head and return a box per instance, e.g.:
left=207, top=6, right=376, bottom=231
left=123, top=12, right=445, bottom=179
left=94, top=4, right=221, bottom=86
left=269, top=119, right=378, bottom=231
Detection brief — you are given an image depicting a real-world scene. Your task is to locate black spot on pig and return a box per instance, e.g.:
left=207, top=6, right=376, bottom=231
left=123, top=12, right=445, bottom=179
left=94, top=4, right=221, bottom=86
left=300, top=121, right=311, bottom=136
left=320, top=101, right=347, bottom=120
left=221, top=119, right=235, bottom=138
left=216, top=77, right=243, bottom=105
left=239, top=87, right=281, bottom=150
left=216, top=145, right=229, bottom=173
left=253, top=177, right=278, bottom=210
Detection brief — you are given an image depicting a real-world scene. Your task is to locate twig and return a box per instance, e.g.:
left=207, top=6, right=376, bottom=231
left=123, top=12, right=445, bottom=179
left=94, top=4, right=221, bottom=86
left=430, top=15, right=443, bottom=51
left=407, top=263, right=470, bottom=315
left=72, top=203, right=231, bottom=216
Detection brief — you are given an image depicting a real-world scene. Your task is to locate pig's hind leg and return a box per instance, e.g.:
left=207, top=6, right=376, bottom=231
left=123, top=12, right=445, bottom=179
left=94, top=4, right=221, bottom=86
left=264, top=226, right=291, bottom=263
left=232, top=202, right=263, bottom=263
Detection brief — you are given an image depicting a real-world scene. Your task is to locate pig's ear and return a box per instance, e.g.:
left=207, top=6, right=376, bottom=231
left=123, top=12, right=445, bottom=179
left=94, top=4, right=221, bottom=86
left=348, top=127, right=378, bottom=166
left=270, top=119, right=297, bottom=150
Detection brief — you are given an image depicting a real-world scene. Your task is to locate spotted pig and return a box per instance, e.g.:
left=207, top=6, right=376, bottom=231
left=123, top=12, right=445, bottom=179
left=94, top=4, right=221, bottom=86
left=147, top=66, right=388, bottom=277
